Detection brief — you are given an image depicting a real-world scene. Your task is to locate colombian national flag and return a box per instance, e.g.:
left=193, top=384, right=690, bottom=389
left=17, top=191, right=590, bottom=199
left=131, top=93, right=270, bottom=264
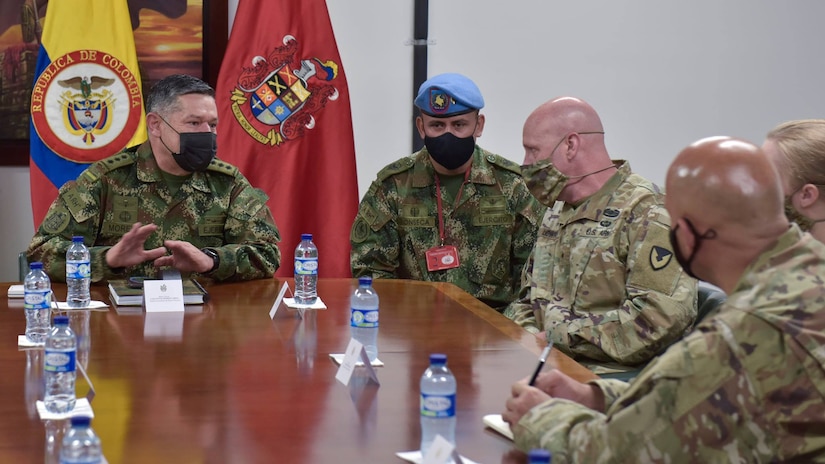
left=29, top=0, right=146, bottom=229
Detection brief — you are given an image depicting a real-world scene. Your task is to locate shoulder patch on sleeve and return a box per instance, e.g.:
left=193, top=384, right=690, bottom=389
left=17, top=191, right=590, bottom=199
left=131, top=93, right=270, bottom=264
left=485, top=152, right=522, bottom=175
left=41, top=206, right=72, bottom=234
left=376, top=157, right=414, bottom=182
left=206, top=158, right=239, bottom=176
left=351, top=217, right=370, bottom=243
left=628, top=221, right=682, bottom=294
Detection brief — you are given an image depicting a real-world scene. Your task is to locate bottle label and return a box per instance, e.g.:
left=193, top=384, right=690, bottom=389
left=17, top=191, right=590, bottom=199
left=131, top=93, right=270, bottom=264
left=294, top=257, right=318, bottom=275
left=420, top=393, right=456, bottom=418
left=24, top=289, right=51, bottom=310
left=66, top=260, right=91, bottom=279
left=45, top=349, right=76, bottom=373
left=60, top=457, right=102, bottom=464
left=350, top=308, right=379, bottom=328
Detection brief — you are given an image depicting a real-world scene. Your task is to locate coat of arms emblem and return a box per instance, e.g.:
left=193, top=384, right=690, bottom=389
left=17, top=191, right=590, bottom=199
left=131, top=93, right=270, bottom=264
left=229, top=35, right=342, bottom=146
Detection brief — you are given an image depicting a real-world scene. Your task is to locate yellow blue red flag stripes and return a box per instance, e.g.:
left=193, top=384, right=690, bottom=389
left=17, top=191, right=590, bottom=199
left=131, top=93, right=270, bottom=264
left=29, top=0, right=146, bottom=228
left=217, top=0, right=359, bottom=278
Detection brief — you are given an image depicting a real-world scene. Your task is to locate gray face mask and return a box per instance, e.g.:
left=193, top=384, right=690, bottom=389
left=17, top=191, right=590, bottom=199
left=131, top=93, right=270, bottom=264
left=159, top=118, right=217, bottom=172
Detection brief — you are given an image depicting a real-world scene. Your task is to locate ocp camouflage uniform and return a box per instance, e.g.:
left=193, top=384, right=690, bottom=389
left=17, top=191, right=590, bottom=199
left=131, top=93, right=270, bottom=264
left=350, top=146, right=545, bottom=311
left=27, top=142, right=281, bottom=282
left=504, top=162, right=697, bottom=367
left=514, top=225, right=825, bottom=463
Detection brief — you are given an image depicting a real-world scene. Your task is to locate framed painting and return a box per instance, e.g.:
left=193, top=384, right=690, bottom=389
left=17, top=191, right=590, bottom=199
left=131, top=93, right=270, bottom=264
left=0, top=0, right=227, bottom=166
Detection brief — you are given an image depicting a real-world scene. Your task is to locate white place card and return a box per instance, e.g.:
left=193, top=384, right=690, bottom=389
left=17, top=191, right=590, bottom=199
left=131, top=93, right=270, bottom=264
left=335, top=338, right=379, bottom=386
left=269, top=281, right=290, bottom=319
left=36, top=397, right=94, bottom=420
left=422, top=435, right=464, bottom=464
left=143, top=279, right=184, bottom=313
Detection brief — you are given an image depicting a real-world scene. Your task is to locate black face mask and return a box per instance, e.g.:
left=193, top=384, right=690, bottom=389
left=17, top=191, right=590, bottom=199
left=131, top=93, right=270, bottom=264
left=159, top=118, right=217, bottom=172
left=668, top=218, right=716, bottom=280
left=424, top=132, right=476, bottom=170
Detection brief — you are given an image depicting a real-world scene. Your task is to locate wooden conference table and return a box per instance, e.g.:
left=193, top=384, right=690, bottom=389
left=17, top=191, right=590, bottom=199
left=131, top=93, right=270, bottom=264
left=0, top=278, right=596, bottom=464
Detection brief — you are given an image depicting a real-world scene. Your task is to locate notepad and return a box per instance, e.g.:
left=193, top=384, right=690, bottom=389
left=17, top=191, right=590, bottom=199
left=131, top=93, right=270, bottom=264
left=482, top=414, right=513, bottom=440
left=7, top=284, right=23, bottom=298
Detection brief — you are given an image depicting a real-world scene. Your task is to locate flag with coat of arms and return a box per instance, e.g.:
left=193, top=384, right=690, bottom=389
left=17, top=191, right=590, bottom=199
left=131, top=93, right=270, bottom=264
left=216, top=0, right=359, bottom=278
left=29, top=0, right=146, bottom=229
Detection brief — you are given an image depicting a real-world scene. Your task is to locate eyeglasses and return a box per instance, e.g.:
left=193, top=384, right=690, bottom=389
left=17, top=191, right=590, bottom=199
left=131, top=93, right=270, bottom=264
left=548, top=131, right=605, bottom=158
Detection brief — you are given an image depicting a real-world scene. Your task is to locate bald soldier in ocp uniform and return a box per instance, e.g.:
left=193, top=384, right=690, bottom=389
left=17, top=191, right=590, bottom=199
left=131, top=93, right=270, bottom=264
left=504, top=136, right=825, bottom=462
left=350, top=73, right=545, bottom=311
left=505, top=97, right=697, bottom=371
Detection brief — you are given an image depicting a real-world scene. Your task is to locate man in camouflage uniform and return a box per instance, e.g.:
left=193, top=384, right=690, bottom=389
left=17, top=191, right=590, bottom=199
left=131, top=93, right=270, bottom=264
left=28, top=74, right=281, bottom=282
left=503, top=137, right=825, bottom=462
left=505, top=97, right=697, bottom=369
left=350, top=73, right=544, bottom=311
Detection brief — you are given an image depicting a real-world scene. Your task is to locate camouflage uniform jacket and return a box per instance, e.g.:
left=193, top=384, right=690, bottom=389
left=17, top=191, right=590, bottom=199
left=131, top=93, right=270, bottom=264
left=27, top=142, right=281, bottom=283
left=350, top=146, right=545, bottom=310
left=504, top=162, right=697, bottom=365
left=513, top=225, right=825, bottom=463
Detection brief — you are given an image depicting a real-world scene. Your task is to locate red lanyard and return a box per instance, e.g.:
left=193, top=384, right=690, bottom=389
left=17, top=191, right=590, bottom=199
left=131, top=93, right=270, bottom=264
left=433, top=168, right=471, bottom=246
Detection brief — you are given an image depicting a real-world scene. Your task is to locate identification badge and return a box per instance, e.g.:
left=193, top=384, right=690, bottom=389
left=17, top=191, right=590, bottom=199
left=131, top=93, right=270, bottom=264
left=426, top=245, right=460, bottom=271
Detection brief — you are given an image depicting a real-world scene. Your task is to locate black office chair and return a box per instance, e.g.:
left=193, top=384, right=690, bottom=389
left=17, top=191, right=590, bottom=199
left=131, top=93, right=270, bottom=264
left=696, top=282, right=727, bottom=326
left=18, top=251, right=28, bottom=282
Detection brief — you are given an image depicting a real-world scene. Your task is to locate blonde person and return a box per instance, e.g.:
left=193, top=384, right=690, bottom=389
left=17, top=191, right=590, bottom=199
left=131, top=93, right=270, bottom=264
left=763, top=119, right=825, bottom=242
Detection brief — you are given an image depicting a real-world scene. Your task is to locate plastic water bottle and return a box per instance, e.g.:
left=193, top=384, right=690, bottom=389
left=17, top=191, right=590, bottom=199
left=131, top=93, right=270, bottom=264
left=529, top=449, right=552, bottom=464
left=350, top=276, right=379, bottom=362
left=420, top=353, right=457, bottom=456
left=60, top=416, right=102, bottom=464
left=44, top=315, right=76, bottom=413
left=294, top=233, right=318, bottom=304
left=66, top=236, right=91, bottom=308
left=24, top=261, right=52, bottom=344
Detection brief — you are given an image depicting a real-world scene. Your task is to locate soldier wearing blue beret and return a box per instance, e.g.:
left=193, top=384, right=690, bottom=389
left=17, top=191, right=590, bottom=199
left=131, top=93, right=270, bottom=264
left=350, top=73, right=545, bottom=311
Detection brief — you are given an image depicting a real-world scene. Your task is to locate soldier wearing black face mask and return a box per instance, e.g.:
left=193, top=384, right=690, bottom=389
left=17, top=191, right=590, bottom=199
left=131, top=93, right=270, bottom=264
left=350, top=73, right=545, bottom=311
left=28, top=74, right=282, bottom=283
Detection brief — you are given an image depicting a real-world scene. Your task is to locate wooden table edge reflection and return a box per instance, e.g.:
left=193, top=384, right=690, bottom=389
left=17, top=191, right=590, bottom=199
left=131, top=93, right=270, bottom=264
left=0, top=279, right=596, bottom=464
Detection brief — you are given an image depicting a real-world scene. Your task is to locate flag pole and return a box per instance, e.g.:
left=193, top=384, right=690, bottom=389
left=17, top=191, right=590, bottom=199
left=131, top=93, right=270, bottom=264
left=411, top=0, right=429, bottom=153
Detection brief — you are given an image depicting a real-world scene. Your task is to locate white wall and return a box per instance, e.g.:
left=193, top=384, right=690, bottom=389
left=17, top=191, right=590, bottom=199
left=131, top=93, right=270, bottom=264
left=0, top=167, right=35, bottom=281
left=2, top=0, right=824, bottom=281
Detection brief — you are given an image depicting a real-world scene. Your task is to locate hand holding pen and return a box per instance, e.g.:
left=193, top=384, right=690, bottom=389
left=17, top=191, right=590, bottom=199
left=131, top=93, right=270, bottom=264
left=528, top=341, right=554, bottom=386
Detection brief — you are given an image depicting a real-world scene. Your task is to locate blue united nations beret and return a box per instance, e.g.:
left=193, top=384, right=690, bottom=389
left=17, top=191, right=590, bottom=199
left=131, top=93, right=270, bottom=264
left=414, top=73, right=484, bottom=117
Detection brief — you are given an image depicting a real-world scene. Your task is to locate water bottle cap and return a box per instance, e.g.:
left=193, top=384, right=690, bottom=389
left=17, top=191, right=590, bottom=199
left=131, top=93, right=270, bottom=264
left=429, top=353, right=447, bottom=365
left=70, top=416, right=92, bottom=427
left=71, top=236, right=84, bottom=243
left=53, top=315, right=69, bottom=326
left=358, top=276, right=372, bottom=286
left=528, top=449, right=551, bottom=463
left=30, top=262, right=43, bottom=270
left=301, top=233, right=313, bottom=240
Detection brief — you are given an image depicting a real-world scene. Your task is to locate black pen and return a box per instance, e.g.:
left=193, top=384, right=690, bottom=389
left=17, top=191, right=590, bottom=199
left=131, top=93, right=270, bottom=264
left=528, top=342, right=554, bottom=386
left=191, top=278, right=211, bottom=303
